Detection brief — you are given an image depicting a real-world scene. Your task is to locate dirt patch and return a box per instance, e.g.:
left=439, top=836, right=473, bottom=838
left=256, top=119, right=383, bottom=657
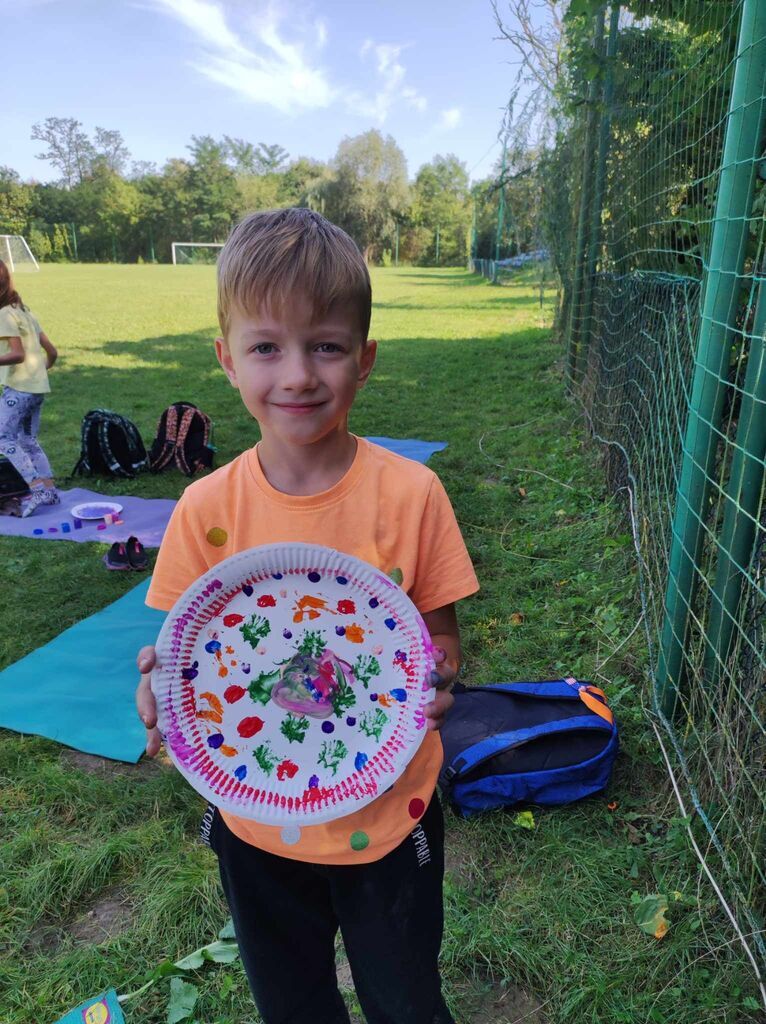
left=60, top=748, right=167, bottom=778
left=68, top=888, right=134, bottom=944
left=455, top=970, right=548, bottom=1024
left=444, top=825, right=493, bottom=888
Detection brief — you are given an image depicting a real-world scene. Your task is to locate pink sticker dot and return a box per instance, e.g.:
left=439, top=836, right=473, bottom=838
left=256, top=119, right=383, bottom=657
left=408, top=798, right=426, bottom=819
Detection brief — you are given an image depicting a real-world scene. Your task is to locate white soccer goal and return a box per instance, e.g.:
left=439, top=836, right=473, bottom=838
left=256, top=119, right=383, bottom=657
left=0, top=235, right=39, bottom=272
left=171, top=242, right=224, bottom=265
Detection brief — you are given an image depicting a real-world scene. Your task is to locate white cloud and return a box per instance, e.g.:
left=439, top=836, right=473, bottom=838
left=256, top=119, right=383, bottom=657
left=439, top=107, right=462, bottom=130
left=348, top=39, right=427, bottom=123
left=150, top=0, right=334, bottom=113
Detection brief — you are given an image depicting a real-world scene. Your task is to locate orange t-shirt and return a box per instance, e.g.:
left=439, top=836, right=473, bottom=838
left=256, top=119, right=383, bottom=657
left=146, top=437, right=479, bottom=864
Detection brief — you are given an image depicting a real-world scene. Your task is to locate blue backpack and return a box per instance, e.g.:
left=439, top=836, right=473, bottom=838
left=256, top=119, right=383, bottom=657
left=438, top=679, right=619, bottom=818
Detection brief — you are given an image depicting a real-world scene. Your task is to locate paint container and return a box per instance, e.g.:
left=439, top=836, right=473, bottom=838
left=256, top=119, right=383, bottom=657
left=48, top=527, right=58, bottom=533
left=33, top=528, right=44, bottom=535
left=104, top=513, right=114, bottom=525
left=73, top=518, right=83, bottom=530
left=61, top=522, right=71, bottom=533
left=97, top=523, right=107, bottom=531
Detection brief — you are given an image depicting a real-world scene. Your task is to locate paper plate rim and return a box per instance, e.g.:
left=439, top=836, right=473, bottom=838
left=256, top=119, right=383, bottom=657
left=70, top=501, right=124, bottom=520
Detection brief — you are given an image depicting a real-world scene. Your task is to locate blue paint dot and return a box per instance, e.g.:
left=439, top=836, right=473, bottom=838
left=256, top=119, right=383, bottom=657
left=207, top=733, right=224, bottom=749
left=321, top=721, right=335, bottom=733
left=355, top=752, right=369, bottom=771
left=369, top=597, right=379, bottom=608
left=242, top=584, right=254, bottom=596
left=335, top=625, right=346, bottom=636
left=234, top=765, right=247, bottom=781
left=390, top=688, right=407, bottom=702
left=369, top=693, right=378, bottom=702
left=205, top=640, right=222, bottom=653
left=283, top=629, right=293, bottom=639
left=308, top=774, right=320, bottom=788
left=336, top=576, right=348, bottom=585
left=308, top=571, right=321, bottom=582
left=384, top=618, right=396, bottom=631
left=181, top=665, right=199, bottom=681
left=272, top=572, right=283, bottom=579
left=346, top=716, right=356, bottom=726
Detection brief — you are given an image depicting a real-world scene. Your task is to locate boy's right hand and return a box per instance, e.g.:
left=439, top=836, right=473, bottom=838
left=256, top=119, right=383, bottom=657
left=136, top=645, right=162, bottom=757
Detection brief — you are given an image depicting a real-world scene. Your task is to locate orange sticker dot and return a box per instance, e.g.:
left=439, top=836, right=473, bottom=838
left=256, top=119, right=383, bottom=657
left=206, top=527, right=228, bottom=547
left=408, top=798, right=426, bottom=819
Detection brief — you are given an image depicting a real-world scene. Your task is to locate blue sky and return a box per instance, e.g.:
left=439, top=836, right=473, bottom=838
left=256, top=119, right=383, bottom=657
left=5, top=0, right=516, bottom=184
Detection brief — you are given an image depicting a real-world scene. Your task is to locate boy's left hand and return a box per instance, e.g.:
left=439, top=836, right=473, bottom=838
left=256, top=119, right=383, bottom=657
left=424, top=645, right=456, bottom=731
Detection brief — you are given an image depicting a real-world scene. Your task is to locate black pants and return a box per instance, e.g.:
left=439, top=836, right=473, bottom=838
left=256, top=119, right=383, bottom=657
left=204, top=797, right=455, bottom=1024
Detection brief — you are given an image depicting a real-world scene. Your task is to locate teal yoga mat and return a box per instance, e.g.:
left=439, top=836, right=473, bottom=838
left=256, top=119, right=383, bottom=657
left=0, top=579, right=164, bottom=763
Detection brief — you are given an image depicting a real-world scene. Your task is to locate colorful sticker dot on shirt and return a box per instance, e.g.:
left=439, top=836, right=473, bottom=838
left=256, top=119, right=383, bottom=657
left=350, top=830, right=370, bottom=852
left=408, top=797, right=426, bottom=819
left=206, top=526, right=228, bottom=547
left=281, top=825, right=301, bottom=845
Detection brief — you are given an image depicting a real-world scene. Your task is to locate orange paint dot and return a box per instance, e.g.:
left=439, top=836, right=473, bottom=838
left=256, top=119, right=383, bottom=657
left=206, top=527, right=228, bottom=547
left=408, top=798, right=425, bottom=819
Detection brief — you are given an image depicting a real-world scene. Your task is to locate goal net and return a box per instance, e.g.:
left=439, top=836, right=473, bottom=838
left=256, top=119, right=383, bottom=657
left=171, top=242, right=224, bottom=265
left=0, top=235, right=39, bottom=272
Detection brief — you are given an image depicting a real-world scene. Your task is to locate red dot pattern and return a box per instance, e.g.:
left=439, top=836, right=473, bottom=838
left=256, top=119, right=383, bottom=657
left=408, top=797, right=425, bottom=819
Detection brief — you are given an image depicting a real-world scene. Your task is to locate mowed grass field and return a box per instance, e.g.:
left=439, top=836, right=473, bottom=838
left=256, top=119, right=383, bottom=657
left=1, top=265, right=759, bottom=1023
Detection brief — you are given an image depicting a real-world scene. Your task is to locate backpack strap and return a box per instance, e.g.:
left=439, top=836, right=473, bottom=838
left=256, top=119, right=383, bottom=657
left=443, top=714, right=614, bottom=783
left=564, top=677, right=614, bottom=725
left=150, top=405, right=180, bottom=472
left=174, top=404, right=199, bottom=475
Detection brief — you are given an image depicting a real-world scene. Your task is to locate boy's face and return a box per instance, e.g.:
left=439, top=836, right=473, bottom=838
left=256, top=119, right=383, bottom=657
left=215, top=293, right=376, bottom=450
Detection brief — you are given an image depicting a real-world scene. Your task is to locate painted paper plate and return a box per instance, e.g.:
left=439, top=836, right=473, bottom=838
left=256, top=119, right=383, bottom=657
left=70, top=501, right=123, bottom=520
left=152, top=543, right=435, bottom=825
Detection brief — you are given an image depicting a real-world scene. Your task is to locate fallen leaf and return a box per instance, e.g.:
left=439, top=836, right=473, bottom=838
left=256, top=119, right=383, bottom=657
left=510, top=612, right=525, bottom=626
left=634, top=894, right=670, bottom=939
left=518, top=487, right=527, bottom=498
left=512, top=810, right=535, bottom=830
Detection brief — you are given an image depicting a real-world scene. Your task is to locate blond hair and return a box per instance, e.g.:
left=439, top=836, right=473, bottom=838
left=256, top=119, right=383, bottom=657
left=217, top=208, right=371, bottom=340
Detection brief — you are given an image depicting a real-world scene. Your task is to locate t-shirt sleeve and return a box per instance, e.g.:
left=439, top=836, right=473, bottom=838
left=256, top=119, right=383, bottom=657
left=409, top=474, right=479, bottom=614
left=146, top=492, right=212, bottom=611
left=0, top=307, right=19, bottom=339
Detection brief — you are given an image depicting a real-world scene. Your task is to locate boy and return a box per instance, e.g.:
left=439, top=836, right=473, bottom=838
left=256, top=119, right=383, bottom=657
left=135, top=208, right=479, bottom=1024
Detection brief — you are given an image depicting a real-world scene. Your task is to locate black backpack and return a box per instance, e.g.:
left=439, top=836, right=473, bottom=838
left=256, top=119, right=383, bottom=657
left=148, top=402, right=215, bottom=477
left=72, top=409, right=148, bottom=478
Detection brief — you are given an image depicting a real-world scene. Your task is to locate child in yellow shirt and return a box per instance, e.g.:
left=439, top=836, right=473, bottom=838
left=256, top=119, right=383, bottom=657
left=0, top=259, right=59, bottom=517
left=135, top=209, right=479, bottom=1023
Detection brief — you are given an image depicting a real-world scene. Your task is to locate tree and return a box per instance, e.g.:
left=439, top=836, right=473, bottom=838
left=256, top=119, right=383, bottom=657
left=31, top=117, right=95, bottom=188
left=411, top=155, right=470, bottom=265
left=93, top=128, right=131, bottom=175
left=224, top=136, right=260, bottom=175
left=324, top=130, right=410, bottom=261
left=255, top=143, right=289, bottom=174
left=187, top=136, right=240, bottom=240
left=0, top=167, right=33, bottom=235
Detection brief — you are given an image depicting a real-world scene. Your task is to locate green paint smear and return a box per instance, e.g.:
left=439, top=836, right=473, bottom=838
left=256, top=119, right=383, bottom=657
left=240, top=614, right=271, bottom=649
left=248, top=670, right=279, bottom=705
left=280, top=714, right=309, bottom=743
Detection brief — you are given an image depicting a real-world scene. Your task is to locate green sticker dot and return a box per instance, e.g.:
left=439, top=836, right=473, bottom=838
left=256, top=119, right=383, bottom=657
left=206, top=527, right=228, bottom=547
left=350, top=830, right=370, bottom=852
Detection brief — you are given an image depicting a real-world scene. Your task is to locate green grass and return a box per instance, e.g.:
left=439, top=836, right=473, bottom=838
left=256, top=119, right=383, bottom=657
left=1, top=265, right=760, bottom=1022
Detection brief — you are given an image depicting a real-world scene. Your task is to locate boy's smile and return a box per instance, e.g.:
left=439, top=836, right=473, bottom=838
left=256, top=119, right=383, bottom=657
left=215, top=293, right=376, bottom=457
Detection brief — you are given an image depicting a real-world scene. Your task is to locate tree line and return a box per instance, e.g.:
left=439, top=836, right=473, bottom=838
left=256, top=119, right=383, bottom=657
left=0, top=117, right=513, bottom=266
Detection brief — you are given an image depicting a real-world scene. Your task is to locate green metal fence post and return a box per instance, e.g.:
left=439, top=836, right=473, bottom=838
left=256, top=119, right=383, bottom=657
left=704, top=279, right=766, bottom=685
left=656, top=0, right=766, bottom=716
left=565, top=5, right=606, bottom=385
left=576, top=3, right=619, bottom=379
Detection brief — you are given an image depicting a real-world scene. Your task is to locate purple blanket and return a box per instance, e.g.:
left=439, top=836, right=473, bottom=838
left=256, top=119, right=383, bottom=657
left=0, top=487, right=176, bottom=548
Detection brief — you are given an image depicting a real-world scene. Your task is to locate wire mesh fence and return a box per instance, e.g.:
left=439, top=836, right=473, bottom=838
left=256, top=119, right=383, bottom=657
left=549, top=0, right=766, bottom=984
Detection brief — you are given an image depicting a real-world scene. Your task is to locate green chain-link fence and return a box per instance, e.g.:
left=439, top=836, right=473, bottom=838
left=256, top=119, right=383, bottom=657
left=552, top=0, right=765, bottom=987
